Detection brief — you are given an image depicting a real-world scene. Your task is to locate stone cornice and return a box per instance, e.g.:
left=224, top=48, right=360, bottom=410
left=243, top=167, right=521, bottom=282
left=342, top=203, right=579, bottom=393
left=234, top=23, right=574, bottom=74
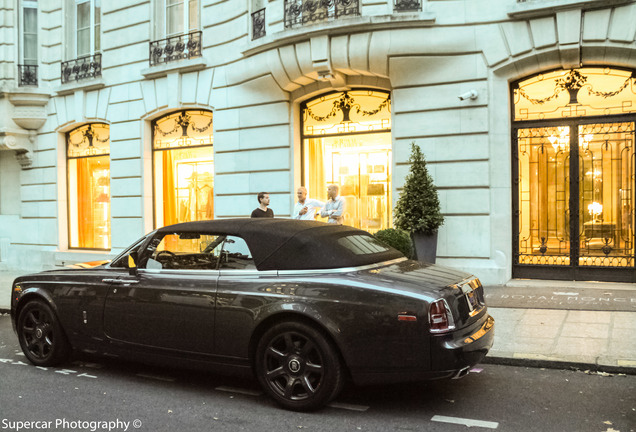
left=508, top=0, right=633, bottom=18
left=140, top=57, right=208, bottom=79
left=242, top=12, right=436, bottom=57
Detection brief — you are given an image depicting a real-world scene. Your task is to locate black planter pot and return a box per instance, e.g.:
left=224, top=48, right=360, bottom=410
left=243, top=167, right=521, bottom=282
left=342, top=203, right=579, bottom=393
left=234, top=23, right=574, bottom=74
left=411, top=231, right=438, bottom=263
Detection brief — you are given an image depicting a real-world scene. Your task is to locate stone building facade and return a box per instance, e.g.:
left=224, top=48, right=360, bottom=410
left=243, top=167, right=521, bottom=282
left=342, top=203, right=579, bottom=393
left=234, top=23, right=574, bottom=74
left=0, top=0, right=635, bottom=284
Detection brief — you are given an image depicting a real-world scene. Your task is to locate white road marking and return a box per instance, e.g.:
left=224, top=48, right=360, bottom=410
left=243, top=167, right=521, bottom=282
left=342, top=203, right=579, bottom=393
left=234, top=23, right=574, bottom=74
left=215, top=386, right=262, bottom=397
left=328, top=402, right=370, bottom=412
left=136, top=373, right=175, bottom=382
left=553, top=292, right=580, bottom=296
left=431, top=415, right=499, bottom=429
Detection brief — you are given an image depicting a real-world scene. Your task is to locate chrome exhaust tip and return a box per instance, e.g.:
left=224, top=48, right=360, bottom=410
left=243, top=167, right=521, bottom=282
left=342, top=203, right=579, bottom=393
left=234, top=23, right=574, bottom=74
left=452, top=366, right=471, bottom=379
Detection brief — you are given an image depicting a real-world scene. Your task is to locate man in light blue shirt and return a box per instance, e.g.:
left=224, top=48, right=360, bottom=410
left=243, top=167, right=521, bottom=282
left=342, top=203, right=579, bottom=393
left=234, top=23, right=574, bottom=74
left=292, top=187, right=324, bottom=220
left=321, top=184, right=345, bottom=225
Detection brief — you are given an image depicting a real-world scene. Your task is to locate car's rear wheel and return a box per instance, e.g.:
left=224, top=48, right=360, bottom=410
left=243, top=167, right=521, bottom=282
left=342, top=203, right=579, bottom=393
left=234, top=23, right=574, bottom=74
left=255, top=321, right=343, bottom=411
left=17, top=300, right=70, bottom=366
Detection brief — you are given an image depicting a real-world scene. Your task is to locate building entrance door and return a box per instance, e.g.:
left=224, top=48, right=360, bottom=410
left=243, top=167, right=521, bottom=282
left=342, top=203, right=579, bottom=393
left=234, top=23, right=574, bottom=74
left=514, top=121, right=635, bottom=281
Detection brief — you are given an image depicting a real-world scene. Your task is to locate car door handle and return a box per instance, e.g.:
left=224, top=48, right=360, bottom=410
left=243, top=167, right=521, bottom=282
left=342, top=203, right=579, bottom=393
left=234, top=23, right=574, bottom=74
left=102, top=278, right=139, bottom=284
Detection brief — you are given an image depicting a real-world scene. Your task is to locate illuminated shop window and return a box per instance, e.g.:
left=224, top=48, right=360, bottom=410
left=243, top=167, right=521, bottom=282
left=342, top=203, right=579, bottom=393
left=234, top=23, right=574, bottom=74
left=513, top=68, right=636, bottom=272
left=153, top=110, right=214, bottom=228
left=67, top=123, right=110, bottom=250
left=302, top=90, right=392, bottom=232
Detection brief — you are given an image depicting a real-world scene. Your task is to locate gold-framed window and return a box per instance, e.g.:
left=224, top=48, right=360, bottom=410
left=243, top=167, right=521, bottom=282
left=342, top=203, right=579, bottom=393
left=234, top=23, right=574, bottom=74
left=153, top=110, right=214, bottom=228
left=67, top=123, right=111, bottom=249
left=301, top=90, right=392, bottom=232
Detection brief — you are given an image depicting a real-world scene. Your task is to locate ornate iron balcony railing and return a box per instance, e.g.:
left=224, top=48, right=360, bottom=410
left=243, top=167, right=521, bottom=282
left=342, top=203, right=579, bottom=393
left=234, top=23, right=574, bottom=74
left=149, top=31, right=202, bottom=67
left=61, top=54, right=102, bottom=84
left=394, top=0, right=421, bottom=12
left=284, top=0, right=360, bottom=28
left=252, top=9, right=266, bottom=40
left=18, top=64, right=38, bottom=86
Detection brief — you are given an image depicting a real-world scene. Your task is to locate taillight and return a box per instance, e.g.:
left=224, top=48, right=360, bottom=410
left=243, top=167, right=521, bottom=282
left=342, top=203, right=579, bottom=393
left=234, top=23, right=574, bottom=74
left=429, top=299, right=455, bottom=333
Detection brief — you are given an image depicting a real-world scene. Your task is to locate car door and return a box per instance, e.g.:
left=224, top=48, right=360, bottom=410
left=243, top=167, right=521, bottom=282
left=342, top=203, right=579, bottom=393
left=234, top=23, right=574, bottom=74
left=102, top=231, right=220, bottom=354
left=214, top=235, right=279, bottom=360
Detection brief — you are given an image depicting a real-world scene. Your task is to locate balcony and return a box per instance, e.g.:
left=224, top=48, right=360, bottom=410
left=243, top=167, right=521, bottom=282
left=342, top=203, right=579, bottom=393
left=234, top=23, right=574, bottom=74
left=61, top=54, right=102, bottom=85
left=18, top=65, right=38, bottom=87
left=394, top=0, right=421, bottom=12
left=284, top=0, right=360, bottom=28
left=252, top=9, right=266, bottom=40
left=149, top=31, right=202, bottom=67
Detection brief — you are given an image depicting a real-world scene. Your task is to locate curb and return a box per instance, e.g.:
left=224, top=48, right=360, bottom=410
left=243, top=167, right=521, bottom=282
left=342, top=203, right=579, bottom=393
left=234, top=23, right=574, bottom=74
left=483, top=355, right=636, bottom=376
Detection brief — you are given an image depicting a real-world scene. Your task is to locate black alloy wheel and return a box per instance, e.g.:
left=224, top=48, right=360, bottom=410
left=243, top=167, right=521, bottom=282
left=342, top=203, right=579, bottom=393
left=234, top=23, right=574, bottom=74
left=17, top=300, right=70, bottom=367
left=255, top=321, right=344, bottom=411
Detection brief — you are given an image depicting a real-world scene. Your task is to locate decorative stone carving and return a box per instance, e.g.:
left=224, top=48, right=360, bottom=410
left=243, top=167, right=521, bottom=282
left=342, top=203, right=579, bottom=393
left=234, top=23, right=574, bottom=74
left=0, top=132, right=34, bottom=169
left=12, top=106, right=48, bottom=130
left=0, top=86, right=50, bottom=170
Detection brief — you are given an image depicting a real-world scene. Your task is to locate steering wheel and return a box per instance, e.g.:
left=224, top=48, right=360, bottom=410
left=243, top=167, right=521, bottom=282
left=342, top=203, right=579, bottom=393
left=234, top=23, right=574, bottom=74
left=155, top=250, right=176, bottom=259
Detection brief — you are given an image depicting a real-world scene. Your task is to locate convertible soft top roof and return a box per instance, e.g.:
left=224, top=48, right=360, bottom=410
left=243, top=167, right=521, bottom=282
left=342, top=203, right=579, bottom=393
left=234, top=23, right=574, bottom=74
left=155, top=218, right=403, bottom=270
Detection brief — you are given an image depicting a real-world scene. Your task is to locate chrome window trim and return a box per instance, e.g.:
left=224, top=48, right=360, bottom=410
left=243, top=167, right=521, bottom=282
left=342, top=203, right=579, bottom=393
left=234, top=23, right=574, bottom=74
left=134, top=257, right=407, bottom=276
left=276, top=257, right=408, bottom=276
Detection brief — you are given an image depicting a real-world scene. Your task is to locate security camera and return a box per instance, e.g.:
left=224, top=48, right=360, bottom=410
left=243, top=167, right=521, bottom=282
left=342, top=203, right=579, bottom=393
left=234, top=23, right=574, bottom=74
left=458, top=90, right=478, bottom=101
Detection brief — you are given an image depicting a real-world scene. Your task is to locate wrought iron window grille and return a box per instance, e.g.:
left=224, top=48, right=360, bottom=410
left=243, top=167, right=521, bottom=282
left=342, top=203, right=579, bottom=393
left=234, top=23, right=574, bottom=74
left=394, top=0, right=421, bottom=12
left=61, top=54, right=102, bottom=85
left=149, top=31, right=202, bottom=67
left=284, top=0, right=360, bottom=28
left=252, top=9, right=266, bottom=40
left=18, top=64, right=38, bottom=86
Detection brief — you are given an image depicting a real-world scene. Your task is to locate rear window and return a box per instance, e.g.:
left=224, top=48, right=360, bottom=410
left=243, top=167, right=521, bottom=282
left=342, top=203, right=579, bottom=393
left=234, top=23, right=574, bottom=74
left=337, top=235, right=392, bottom=255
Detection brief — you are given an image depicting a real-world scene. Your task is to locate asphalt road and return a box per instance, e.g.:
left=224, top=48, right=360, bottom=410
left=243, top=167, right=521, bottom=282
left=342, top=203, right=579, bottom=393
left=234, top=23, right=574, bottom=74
left=0, top=314, right=634, bottom=432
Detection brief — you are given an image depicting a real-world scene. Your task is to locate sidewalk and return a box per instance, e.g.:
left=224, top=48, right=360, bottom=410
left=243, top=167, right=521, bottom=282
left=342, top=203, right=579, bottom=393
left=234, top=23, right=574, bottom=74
left=1, top=270, right=635, bottom=374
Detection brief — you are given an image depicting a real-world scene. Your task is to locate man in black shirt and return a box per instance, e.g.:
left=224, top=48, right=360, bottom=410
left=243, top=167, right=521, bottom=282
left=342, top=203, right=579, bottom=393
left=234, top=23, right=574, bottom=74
left=251, top=192, right=274, bottom=218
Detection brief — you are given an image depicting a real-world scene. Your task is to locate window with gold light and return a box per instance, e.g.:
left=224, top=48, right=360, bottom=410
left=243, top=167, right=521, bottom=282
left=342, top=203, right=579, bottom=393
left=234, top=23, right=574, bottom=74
left=301, top=90, right=392, bottom=233
left=513, top=67, right=636, bottom=278
left=67, top=123, right=111, bottom=250
left=153, top=110, right=214, bottom=228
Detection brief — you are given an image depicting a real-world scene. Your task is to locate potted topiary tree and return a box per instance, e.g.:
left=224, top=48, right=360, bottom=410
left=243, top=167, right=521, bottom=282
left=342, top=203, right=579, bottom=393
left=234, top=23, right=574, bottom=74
left=393, top=142, right=444, bottom=263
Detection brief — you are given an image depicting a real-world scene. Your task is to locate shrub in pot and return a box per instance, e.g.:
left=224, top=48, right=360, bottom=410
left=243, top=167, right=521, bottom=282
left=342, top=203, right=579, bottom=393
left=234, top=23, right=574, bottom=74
left=393, top=142, right=444, bottom=263
left=374, top=228, right=413, bottom=259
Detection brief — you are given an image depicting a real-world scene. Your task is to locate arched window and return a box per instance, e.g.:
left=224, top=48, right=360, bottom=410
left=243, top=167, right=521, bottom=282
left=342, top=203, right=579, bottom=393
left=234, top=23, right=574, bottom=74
left=153, top=110, right=214, bottom=228
left=67, top=123, right=110, bottom=249
left=512, top=67, right=636, bottom=280
left=301, top=90, right=392, bottom=232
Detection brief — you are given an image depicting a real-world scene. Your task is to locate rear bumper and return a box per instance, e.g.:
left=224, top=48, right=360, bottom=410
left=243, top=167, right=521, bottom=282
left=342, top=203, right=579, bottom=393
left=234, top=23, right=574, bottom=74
left=430, top=314, right=495, bottom=372
left=351, top=314, right=495, bottom=385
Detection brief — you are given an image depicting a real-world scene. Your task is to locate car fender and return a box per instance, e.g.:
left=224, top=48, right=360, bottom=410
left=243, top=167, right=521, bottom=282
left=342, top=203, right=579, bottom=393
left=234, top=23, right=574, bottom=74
left=12, top=287, right=58, bottom=332
left=249, top=301, right=349, bottom=364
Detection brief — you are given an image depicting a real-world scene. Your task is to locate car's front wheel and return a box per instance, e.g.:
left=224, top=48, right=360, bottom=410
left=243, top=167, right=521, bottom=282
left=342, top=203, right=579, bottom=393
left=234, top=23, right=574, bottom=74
left=17, top=300, right=70, bottom=366
left=255, top=321, right=344, bottom=411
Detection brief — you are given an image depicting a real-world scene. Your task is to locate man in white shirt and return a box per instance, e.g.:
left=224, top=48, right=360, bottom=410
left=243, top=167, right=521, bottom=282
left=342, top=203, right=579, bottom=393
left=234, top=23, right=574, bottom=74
left=292, top=187, right=324, bottom=220
left=320, top=184, right=345, bottom=224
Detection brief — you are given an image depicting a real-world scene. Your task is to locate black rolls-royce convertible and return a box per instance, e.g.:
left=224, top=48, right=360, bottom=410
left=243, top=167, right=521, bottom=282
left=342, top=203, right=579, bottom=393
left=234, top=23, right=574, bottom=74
left=11, top=219, right=494, bottom=411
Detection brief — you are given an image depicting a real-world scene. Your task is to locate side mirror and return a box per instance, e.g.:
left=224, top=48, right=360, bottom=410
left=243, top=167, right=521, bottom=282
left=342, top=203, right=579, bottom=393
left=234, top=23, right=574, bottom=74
left=128, top=251, right=139, bottom=276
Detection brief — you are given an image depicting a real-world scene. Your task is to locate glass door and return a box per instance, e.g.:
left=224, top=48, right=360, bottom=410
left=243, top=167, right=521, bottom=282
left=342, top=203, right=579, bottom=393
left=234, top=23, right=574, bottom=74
left=515, top=121, right=635, bottom=278
left=578, top=122, right=635, bottom=267
left=516, top=126, right=571, bottom=266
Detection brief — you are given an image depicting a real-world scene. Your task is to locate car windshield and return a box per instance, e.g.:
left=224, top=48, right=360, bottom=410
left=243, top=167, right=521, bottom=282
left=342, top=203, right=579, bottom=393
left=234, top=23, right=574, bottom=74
left=109, top=234, right=150, bottom=268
